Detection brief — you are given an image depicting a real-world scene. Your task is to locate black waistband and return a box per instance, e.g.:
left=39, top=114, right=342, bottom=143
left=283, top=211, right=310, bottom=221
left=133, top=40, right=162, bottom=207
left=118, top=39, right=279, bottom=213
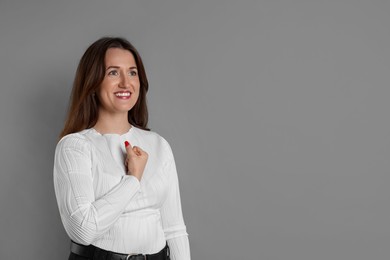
left=70, top=241, right=170, bottom=260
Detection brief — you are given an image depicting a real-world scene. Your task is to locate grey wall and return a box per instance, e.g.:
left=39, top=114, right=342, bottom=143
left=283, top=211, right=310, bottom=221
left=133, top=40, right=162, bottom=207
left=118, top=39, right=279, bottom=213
left=1, top=0, right=389, bottom=259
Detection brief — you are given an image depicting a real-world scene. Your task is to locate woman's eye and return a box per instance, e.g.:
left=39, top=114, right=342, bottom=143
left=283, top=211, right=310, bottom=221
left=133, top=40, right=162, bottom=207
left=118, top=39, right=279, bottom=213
left=129, top=70, right=137, bottom=76
left=108, top=70, right=118, bottom=76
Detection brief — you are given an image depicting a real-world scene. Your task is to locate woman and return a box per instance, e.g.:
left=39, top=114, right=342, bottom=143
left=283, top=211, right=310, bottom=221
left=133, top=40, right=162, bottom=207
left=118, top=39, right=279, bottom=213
left=53, top=37, right=191, bottom=260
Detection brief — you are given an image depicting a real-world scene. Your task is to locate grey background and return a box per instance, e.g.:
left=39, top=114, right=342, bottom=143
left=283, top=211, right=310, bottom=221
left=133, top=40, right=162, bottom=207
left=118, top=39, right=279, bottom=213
left=0, top=0, right=389, bottom=259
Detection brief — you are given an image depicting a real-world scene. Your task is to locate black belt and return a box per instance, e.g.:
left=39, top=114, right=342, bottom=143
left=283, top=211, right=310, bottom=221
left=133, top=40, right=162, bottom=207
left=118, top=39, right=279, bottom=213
left=70, top=241, right=170, bottom=260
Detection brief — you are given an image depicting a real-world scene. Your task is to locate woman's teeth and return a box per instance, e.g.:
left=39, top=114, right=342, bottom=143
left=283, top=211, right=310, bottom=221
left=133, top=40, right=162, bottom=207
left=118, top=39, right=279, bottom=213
left=115, top=92, right=131, bottom=97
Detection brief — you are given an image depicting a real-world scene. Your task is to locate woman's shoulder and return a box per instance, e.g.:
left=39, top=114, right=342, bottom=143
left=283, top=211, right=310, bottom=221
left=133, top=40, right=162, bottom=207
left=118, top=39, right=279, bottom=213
left=134, top=127, right=169, bottom=143
left=56, top=129, right=93, bottom=150
left=134, top=127, right=173, bottom=157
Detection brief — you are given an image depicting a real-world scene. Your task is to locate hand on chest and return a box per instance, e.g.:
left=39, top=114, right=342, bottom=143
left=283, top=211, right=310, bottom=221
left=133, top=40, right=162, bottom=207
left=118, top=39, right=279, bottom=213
left=91, top=138, right=171, bottom=206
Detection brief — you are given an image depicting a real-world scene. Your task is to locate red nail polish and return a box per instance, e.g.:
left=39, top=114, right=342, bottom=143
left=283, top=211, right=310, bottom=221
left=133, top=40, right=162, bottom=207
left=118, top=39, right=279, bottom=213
left=125, top=141, right=130, bottom=147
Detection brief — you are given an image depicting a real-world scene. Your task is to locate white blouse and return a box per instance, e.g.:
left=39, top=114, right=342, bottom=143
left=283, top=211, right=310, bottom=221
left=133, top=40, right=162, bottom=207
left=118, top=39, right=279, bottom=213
left=53, top=126, right=190, bottom=260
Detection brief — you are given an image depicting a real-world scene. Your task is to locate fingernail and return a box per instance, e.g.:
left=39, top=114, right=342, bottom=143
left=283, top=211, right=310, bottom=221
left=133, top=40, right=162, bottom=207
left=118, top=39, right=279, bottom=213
left=125, top=141, right=130, bottom=147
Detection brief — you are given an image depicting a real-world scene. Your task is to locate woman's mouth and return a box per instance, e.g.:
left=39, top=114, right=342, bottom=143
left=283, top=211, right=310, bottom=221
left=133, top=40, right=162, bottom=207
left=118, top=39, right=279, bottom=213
left=114, top=91, right=131, bottom=99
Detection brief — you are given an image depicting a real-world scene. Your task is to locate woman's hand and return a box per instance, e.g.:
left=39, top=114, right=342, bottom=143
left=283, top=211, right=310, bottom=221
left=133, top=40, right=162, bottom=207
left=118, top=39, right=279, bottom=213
left=124, top=141, right=148, bottom=181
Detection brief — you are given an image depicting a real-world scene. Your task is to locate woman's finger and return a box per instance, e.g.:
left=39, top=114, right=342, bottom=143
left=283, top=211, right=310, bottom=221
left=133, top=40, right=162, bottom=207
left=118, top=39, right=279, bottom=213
left=133, top=146, right=146, bottom=157
left=124, top=141, right=136, bottom=156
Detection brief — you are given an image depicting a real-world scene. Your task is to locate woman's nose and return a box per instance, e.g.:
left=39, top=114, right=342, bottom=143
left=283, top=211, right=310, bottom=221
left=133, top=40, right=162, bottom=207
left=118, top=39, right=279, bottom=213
left=119, top=74, right=130, bottom=88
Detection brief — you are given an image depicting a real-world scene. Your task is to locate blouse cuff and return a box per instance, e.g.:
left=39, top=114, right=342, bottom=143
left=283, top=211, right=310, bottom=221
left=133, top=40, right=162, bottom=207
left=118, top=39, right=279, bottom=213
left=167, top=235, right=191, bottom=260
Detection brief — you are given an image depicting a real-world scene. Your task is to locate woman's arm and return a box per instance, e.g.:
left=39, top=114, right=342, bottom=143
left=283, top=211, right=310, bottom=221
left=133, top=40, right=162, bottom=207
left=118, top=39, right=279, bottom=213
left=53, top=135, right=140, bottom=245
left=159, top=140, right=191, bottom=260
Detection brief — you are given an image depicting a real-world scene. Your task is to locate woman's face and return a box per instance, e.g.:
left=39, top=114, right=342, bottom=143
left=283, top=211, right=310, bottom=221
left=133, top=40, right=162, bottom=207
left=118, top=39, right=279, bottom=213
left=97, top=48, right=140, bottom=115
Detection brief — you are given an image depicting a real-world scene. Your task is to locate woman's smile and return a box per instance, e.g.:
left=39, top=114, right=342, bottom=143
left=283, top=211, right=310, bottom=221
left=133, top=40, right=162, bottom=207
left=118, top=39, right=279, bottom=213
left=114, top=90, right=132, bottom=99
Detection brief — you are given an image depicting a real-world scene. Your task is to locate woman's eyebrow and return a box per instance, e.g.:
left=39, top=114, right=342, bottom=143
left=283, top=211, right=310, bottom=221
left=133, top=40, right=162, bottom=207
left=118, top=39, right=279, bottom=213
left=106, top=66, right=137, bottom=70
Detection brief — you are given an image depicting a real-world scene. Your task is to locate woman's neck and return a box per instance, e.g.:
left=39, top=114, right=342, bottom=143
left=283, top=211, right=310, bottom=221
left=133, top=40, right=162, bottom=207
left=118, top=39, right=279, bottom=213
left=93, top=111, right=132, bottom=135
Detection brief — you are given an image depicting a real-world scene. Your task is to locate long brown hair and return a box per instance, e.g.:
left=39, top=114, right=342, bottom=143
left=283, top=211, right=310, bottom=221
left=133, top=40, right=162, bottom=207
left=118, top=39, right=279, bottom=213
left=59, top=37, right=150, bottom=139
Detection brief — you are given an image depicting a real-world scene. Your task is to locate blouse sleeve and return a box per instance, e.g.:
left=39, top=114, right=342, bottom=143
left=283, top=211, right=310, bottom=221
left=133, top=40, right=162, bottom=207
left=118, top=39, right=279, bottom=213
left=53, top=135, right=140, bottom=245
left=159, top=140, right=191, bottom=260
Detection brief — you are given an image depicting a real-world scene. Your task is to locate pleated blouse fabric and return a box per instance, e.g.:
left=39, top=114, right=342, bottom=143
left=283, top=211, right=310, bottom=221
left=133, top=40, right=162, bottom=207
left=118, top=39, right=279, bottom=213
left=53, top=126, right=190, bottom=260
